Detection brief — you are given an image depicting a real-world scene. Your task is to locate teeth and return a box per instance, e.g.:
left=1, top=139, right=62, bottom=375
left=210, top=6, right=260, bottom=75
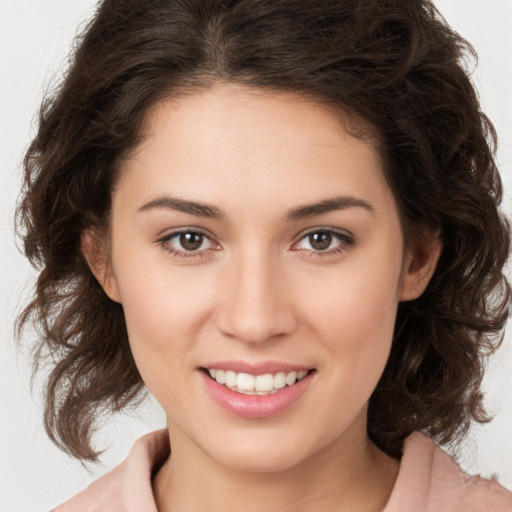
left=285, top=371, right=297, bottom=386
left=215, top=369, right=226, bottom=384
left=237, top=372, right=255, bottom=391
left=225, top=371, right=237, bottom=388
left=274, top=372, right=286, bottom=389
left=255, top=374, right=274, bottom=392
left=206, top=368, right=310, bottom=395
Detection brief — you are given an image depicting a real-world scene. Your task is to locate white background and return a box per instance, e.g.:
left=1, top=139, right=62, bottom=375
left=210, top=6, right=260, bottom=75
left=1, top=1, right=511, bottom=510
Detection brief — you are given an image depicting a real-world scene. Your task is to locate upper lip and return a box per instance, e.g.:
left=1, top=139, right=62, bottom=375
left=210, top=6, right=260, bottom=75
left=201, top=360, right=314, bottom=375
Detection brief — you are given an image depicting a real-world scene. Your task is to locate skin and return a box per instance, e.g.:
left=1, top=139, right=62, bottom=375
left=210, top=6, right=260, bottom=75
left=85, top=83, right=440, bottom=511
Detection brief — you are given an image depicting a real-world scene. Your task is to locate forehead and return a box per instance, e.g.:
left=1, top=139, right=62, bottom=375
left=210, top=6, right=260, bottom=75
left=116, top=83, right=393, bottom=217
left=139, top=83, right=380, bottom=155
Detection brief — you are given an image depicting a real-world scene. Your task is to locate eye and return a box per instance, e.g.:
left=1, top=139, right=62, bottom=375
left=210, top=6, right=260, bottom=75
left=291, top=229, right=354, bottom=257
left=174, top=232, right=209, bottom=251
left=301, top=231, right=336, bottom=251
left=157, top=229, right=218, bottom=258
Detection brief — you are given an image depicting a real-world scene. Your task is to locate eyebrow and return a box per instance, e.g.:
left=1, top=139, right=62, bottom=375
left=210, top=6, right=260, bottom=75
left=138, top=196, right=225, bottom=219
left=285, top=196, right=374, bottom=221
left=138, top=194, right=374, bottom=221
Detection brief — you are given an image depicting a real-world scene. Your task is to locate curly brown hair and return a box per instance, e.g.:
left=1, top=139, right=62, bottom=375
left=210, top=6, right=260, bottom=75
left=16, top=0, right=510, bottom=461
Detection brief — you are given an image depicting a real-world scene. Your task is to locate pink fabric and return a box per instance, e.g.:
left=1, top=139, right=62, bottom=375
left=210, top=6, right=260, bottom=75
left=53, top=429, right=169, bottom=512
left=54, top=430, right=512, bottom=511
left=383, top=432, right=512, bottom=511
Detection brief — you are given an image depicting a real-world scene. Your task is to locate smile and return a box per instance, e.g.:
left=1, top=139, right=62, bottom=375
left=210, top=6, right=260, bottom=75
left=200, top=366, right=316, bottom=418
left=206, top=369, right=310, bottom=395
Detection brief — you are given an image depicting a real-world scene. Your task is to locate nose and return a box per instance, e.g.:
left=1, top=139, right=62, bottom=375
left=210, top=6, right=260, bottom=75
left=214, top=251, right=297, bottom=344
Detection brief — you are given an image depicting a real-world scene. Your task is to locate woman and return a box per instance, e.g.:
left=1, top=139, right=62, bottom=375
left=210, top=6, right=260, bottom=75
left=14, top=0, right=511, bottom=510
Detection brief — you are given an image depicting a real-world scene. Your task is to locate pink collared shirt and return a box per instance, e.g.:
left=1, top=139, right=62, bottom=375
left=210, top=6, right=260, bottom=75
left=53, top=430, right=512, bottom=511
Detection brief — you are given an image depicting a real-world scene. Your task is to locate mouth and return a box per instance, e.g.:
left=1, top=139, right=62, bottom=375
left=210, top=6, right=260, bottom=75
left=201, top=368, right=314, bottom=396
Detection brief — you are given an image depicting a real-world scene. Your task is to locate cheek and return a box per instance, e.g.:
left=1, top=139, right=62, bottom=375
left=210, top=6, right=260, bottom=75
left=116, top=272, right=204, bottom=354
left=110, top=251, right=220, bottom=397
left=306, top=252, right=401, bottom=339
left=117, top=284, right=197, bottom=410
left=300, top=246, right=403, bottom=385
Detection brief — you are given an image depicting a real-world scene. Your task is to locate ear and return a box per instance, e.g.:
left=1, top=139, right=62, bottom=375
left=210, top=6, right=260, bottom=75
left=81, top=229, right=121, bottom=303
left=399, top=230, right=442, bottom=302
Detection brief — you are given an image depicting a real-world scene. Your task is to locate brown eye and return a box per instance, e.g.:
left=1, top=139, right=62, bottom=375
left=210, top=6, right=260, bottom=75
left=158, top=229, right=218, bottom=259
left=179, top=232, right=204, bottom=251
left=292, top=229, right=354, bottom=257
left=308, top=231, right=332, bottom=251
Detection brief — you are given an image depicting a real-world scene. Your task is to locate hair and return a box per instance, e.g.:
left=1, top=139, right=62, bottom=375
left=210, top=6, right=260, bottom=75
left=16, top=0, right=510, bottom=461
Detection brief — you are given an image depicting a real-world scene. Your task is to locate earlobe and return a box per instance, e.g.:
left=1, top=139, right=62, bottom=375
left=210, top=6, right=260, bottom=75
left=399, top=232, right=442, bottom=302
left=81, top=229, right=121, bottom=303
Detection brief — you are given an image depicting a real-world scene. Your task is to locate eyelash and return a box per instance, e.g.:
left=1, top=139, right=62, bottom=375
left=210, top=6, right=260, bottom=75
left=156, top=228, right=355, bottom=260
left=157, top=229, right=216, bottom=259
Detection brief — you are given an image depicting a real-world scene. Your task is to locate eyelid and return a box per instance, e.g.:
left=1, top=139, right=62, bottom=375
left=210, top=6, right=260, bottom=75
left=156, top=227, right=221, bottom=256
left=155, top=226, right=217, bottom=242
left=292, top=227, right=354, bottom=245
left=290, top=227, right=355, bottom=256
left=155, top=226, right=355, bottom=260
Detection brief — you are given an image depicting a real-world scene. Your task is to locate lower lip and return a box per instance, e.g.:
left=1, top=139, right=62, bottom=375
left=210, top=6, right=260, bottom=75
left=200, top=370, right=314, bottom=419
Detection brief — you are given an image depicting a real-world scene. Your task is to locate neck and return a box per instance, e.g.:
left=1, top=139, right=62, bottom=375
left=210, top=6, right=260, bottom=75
left=153, top=419, right=399, bottom=512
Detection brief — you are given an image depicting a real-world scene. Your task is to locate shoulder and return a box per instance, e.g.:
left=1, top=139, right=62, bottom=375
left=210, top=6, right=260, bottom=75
left=52, top=429, right=169, bottom=512
left=384, top=432, right=512, bottom=512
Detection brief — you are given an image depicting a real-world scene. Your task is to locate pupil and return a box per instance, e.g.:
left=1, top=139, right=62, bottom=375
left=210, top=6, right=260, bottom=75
left=180, top=232, right=203, bottom=251
left=310, top=232, right=332, bottom=250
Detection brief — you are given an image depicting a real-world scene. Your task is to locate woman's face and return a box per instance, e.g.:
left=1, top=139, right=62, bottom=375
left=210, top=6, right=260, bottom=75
left=94, top=83, right=433, bottom=472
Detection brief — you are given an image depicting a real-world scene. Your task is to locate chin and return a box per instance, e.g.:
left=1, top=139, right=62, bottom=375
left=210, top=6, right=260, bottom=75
left=212, top=445, right=309, bottom=474
left=197, top=427, right=327, bottom=474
